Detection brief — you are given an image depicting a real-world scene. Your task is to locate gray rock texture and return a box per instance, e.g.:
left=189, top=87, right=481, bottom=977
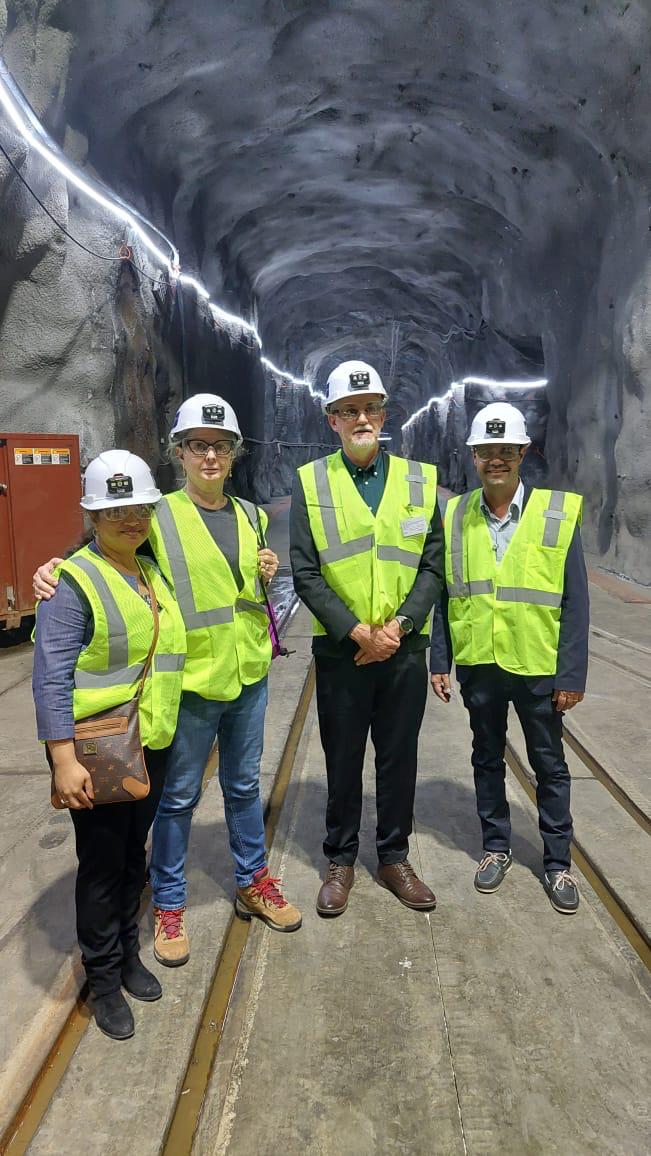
left=1, top=1, right=650, bottom=577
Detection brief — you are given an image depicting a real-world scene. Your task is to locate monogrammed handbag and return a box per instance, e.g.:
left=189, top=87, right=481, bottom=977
left=50, top=570, right=160, bottom=808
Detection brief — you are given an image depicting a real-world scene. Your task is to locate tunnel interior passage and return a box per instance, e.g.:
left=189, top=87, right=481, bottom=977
left=0, top=1, right=650, bottom=580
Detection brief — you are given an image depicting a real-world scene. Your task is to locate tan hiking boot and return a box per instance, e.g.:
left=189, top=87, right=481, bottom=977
left=153, top=906, right=190, bottom=966
left=235, top=867, right=302, bottom=932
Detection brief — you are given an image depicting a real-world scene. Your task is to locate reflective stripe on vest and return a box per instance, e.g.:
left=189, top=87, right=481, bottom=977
left=300, top=452, right=438, bottom=636
left=69, top=554, right=132, bottom=681
left=149, top=491, right=272, bottom=701
left=542, top=490, right=568, bottom=547
left=154, top=498, right=235, bottom=631
left=448, top=489, right=569, bottom=606
left=313, top=458, right=374, bottom=565
left=443, top=487, right=582, bottom=676
left=57, top=547, right=187, bottom=749
left=68, top=555, right=186, bottom=689
left=312, top=457, right=429, bottom=566
left=404, top=460, right=426, bottom=506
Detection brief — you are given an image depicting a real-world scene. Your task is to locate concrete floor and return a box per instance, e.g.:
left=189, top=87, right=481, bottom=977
left=0, top=502, right=650, bottom=1153
left=194, top=690, right=650, bottom=1156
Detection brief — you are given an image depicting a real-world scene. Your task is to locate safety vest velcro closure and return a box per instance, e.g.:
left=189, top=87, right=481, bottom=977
left=74, top=663, right=145, bottom=690
left=183, top=605, right=234, bottom=631
left=377, top=545, right=421, bottom=568
left=404, top=460, right=426, bottom=506
left=318, top=534, right=375, bottom=565
left=446, top=580, right=562, bottom=608
left=74, top=652, right=186, bottom=689
left=236, top=598, right=267, bottom=615
left=495, top=586, right=563, bottom=608
left=447, top=579, right=495, bottom=598
left=542, top=491, right=568, bottom=546
left=154, top=653, right=186, bottom=672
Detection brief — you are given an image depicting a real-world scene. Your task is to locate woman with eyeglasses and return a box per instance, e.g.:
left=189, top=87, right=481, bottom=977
left=36, top=394, right=302, bottom=968
left=32, top=451, right=187, bottom=1039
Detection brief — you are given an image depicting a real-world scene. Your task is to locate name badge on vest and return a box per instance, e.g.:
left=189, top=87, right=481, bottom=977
left=401, top=515, right=428, bottom=537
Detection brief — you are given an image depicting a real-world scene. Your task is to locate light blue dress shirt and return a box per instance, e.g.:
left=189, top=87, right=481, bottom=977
left=479, top=480, right=524, bottom=563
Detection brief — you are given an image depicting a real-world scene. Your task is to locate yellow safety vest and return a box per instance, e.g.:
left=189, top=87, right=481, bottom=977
left=298, top=451, right=438, bottom=635
left=58, top=547, right=187, bottom=749
left=444, top=487, right=583, bottom=676
left=148, top=491, right=272, bottom=701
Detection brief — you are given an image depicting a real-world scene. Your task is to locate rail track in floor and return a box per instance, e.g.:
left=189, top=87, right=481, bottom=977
left=2, top=610, right=649, bottom=1153
left=0, top=588, right=305, bottom=1156
left=505, top=633, right=651, bottom=973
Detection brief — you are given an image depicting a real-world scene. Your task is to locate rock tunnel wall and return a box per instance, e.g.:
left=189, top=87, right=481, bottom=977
left=0, top=1, right=650, bottom=580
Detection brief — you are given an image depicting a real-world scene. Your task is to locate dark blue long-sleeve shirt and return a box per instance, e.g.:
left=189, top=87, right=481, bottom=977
left=32, top=542, right=143, bottom=741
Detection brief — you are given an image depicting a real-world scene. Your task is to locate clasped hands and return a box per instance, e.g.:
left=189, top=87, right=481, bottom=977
left=350, top=619, right=404, bottom=666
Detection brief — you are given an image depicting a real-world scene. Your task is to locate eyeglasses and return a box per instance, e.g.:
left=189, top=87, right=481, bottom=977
left=102, top=504, right=155, bottom=521
left=183, top=438, right=235, bottom=457
left=330, top=403, right=386, bottom=421
left=474, top=445, right=522, bottom=461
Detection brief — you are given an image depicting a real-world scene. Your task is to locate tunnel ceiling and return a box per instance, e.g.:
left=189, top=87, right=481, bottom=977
left=2, top=0, right=651, bottom=580
left=14, top=0, right=646, bottom=420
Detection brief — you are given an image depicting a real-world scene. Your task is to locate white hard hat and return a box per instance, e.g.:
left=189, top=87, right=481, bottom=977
left=324, top=360, right=388, bottom=410
left=81, top=450, right=162, bottom=510
left=466, top=402, right=530, bottom=447
left=170, top=393, right=242, bottom=444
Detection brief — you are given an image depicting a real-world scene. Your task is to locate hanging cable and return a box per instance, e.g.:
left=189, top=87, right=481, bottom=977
left=0, top=141, right=168, bottom=287
left=243, top=437, right=336, bottom=449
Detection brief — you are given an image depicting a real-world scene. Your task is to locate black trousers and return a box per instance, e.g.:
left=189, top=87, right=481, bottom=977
left=315, top=649, right=428, bottom=866
left=69, top=747, right=168, bottom=996
left=459, top=665, right=573, bottom=873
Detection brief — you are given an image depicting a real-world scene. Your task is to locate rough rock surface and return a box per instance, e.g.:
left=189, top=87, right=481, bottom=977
left=1, top=1, right=650, bottom=577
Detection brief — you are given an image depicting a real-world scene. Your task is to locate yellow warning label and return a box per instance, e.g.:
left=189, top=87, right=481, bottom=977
left=14, top=448, right=71, bottom=465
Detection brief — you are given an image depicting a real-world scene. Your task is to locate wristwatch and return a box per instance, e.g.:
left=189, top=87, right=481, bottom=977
left=395, top=615, right=414, bottom=636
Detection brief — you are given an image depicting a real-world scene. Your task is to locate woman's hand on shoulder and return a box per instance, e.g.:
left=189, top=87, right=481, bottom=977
left=33, top=558, right=63, bottom=601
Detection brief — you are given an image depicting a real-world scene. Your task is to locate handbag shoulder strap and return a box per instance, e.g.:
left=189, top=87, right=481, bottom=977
left=135, top=567, right=160, bottom=700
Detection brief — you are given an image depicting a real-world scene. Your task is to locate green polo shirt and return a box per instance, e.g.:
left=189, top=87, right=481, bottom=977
left=341, top=448, right=386, bottom=516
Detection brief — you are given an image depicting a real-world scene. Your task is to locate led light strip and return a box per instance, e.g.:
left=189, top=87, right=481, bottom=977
left=0, top=58, right=323, bottom=396
left=0, top=60, right=548, bottom=421
left=401, top=376, right=548, bottom=432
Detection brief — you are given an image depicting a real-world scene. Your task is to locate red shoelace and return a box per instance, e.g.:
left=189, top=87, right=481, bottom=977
left=155, top=907, right=185, bottom=939
left=250, top=870, right=287, bottom=909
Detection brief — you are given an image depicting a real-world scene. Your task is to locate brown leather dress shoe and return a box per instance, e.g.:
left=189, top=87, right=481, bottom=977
left=316, top=862, right=355, bottom=917
left=377, top=860, right=437, bottom=910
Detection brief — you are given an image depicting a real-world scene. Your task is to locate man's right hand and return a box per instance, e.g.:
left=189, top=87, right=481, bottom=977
left=33, top=558, right=62, bottom=600
left=349, top=623, right=401, bottom=665
left=430, top=673, right=451, bottom=703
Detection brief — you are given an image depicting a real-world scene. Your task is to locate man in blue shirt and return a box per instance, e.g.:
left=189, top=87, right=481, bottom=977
left=430, top=402, right=589, bottom=915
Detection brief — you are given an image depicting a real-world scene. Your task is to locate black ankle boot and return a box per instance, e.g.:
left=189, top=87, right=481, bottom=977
left=121, top=955, right=163, bottom=1001
left=94, top=990, right=135, bottom=1040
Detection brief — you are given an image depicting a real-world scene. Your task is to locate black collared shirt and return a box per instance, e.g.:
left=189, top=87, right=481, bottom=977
left=340, top=448, right=386, bottom=516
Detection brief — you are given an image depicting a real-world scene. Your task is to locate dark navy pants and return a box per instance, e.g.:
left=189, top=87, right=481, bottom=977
left=459, top=665, right=573, bottom=872
left=315, top=649, right=428, bottom=866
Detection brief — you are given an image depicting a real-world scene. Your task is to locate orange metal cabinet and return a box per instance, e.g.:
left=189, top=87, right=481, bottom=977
left=0, top=433, right=84, bottom=627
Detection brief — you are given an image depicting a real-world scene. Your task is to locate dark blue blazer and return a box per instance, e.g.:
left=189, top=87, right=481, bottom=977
left=429, top=486, right=590, bottom=694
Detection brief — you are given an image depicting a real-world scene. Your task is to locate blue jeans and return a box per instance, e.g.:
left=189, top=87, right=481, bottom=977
left=150, top=677, right=268, bottom=906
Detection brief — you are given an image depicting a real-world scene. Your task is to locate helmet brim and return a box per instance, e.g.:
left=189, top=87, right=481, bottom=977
left=170, top=429, right=242, bottom=445
left=80, top=491, right=162, bottom=510
left=466, top=435, right=531, bottom=447
left=324, top=391, right=387, bottom=412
